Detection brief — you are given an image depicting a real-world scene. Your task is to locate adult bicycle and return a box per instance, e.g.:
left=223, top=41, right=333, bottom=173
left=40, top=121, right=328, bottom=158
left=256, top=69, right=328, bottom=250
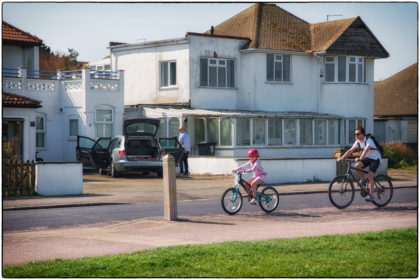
left=329, top=159, right=393, bottom=209
left=221, top=170, right=279, bottom=215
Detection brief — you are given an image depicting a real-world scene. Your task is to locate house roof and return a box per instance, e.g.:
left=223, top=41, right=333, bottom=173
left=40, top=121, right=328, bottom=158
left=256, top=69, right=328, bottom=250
left=2, top=91, right=42, bottom=108
left=2, top=21, right=42, bottom=47
left=205, top=3, right=310, bottom=52
left=309, top=17, right=357, bottom=52
left=374, top=63, right=418, bottom=117
left=202, top=3, right=388, bottom=58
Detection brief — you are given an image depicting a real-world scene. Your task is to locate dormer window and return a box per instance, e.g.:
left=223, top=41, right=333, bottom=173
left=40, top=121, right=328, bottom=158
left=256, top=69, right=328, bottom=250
left=324, top=56, right=365, bottom=83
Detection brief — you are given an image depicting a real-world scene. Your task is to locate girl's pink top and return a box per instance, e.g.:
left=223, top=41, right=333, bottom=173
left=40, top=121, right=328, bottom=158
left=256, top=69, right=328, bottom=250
left=236, top=159, right=267, bottom=178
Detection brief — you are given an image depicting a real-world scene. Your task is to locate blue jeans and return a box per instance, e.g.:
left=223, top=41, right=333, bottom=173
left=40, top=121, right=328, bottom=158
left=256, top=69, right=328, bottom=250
left=180, top=151, right=189, bottom=175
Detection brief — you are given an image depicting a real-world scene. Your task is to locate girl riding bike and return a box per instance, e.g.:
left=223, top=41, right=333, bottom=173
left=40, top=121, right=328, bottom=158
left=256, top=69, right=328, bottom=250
left=233, top=149, right=267, bottom=204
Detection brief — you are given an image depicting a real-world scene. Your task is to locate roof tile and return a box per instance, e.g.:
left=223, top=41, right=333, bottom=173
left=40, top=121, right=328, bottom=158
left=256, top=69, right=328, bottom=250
left=2, top=21, right=42, bottom=45
left=2, top=91, right=42, bottom=108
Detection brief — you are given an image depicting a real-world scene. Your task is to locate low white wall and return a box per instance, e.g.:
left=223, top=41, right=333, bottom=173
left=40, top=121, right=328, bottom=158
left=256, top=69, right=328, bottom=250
left=189, top=157, right=337, bottom=184
left=36, top=162, right=83, bottom=196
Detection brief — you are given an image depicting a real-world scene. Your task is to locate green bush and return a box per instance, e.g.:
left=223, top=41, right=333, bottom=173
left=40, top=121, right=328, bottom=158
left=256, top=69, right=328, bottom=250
left=383, top=142, right=417, bottom=168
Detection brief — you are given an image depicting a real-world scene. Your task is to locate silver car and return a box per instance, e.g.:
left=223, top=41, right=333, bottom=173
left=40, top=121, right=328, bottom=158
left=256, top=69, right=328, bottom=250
left=76, top=118, right=166, bottom=177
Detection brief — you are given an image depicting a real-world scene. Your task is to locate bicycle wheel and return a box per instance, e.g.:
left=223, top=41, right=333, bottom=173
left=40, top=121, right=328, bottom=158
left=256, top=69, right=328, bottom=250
left=258, top=186, right=279, bottom=213
left=328, top=176, right=355, bottom=209
left=372, top=175, right=393, bottom=207
left=221, top=187, right=243, bottom=215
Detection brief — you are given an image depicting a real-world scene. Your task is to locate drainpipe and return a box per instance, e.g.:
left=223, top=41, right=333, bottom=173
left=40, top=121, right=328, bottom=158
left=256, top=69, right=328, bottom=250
left=313, top=51, right=326, bottom=113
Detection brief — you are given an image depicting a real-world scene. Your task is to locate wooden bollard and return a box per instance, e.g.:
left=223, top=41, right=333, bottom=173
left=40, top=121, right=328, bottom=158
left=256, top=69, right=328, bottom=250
left=162, top=154, right=177, bottom=221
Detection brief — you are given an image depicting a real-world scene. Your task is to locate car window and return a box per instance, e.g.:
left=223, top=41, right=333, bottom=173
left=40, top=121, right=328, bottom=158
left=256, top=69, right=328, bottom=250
left=78, top=137, right=96, bottom=149
left=94, top=138, right=111, bottom=150
left=126, top=123, right=157, bottom=135
left=160, top=138, right=177, bottom=149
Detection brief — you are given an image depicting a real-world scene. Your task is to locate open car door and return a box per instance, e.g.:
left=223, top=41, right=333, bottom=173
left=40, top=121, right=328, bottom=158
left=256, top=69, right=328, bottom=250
left=159, top=137, right=184, bottom=167
left=76, top=136, right=111, bottom=169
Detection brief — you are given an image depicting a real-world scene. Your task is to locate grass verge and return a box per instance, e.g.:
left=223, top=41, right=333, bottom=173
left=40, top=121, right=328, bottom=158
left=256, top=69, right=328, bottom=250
left=3, top=228, right=417, bottom=278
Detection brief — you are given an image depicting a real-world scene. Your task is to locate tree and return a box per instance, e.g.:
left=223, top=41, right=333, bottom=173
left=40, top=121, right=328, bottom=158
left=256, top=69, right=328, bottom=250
left=67, top=48, right=79, bottom=67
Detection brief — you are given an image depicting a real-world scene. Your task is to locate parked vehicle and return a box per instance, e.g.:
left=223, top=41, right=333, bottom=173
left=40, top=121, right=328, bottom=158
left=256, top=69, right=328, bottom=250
left=76, top=118, right=168, bottom=177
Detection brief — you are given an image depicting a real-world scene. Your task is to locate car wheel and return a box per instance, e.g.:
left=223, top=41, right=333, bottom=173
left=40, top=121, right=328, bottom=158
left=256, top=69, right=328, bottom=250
left=111, top=161, right=119, bottom=178
left=99, top=168, right=107, bottom=175
left=157, top=169, right=163, bottom=178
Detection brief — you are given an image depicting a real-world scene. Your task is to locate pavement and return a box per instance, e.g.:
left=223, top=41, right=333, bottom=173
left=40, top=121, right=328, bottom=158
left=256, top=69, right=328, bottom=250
left=2, top=169, right=418, bottom=266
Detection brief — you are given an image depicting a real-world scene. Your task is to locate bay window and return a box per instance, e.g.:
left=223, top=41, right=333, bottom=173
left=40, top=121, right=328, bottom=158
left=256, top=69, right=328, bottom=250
left=200, top=57, right=234, bottom=88
left=324, top=56, right=365, bottom=83
left=267, top=54, right=291, bottom=82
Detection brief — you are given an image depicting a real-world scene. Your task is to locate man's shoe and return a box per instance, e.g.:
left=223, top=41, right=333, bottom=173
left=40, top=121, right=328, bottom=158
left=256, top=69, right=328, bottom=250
left=365, top=194, right=374, bottom=202
left=249, top=198, right=257, bottom=205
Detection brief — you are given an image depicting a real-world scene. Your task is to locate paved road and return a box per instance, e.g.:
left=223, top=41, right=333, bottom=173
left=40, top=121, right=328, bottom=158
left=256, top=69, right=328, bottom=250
left=3, top=188, right=416, bottom=231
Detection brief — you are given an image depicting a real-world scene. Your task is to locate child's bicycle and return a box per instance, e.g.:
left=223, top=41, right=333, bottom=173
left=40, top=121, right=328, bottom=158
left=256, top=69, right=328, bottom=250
left=221, top=170, right=279, bottom=215
left=328, top=159, right=393, bottom=209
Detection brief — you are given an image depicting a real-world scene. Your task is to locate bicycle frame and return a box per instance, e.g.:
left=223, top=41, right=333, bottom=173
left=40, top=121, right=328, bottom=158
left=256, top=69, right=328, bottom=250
left=341, top=160, right=370, bottom=190
left=234, top=171, right=261, bottom=198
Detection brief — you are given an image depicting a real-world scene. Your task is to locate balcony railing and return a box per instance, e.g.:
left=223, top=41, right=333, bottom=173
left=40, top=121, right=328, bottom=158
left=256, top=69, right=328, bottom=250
left=2, top=67, right=120, bottom=80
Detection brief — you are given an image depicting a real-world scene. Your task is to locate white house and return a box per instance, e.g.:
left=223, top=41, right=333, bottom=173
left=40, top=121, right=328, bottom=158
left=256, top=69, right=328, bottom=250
left=106, top=4, right=389, bottom=181
left=2, top=21, right=125, bottom=162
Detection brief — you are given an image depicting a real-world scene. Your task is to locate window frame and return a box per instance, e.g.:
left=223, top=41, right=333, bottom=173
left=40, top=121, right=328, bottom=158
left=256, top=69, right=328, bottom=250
left=69, top=118, right=79, bottom=139
left=35, top=116, right=46, bottom=149
left=266, top=54, right=291, bottom=82
left=95, top=106, right=114, bottom=138
left=200, top=57, right=235, bottom=88
left=160, top=60, right=177, bottom=88
left=324, top=56, right=365, bottom=83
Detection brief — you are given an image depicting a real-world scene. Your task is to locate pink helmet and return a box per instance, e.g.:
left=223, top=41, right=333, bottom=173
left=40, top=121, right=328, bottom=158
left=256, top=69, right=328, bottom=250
left=247, top=149, right=259, bottom=158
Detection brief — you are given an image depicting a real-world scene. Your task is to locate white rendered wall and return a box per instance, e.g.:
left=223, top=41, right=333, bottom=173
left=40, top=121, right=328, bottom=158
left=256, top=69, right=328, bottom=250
left=36, top=162, right=83, bottom=195
left=188, top=35, right=249, bottom=110
left=189, top=157, right=337, bottom=184
left=111, top=42, right=190, bottom=106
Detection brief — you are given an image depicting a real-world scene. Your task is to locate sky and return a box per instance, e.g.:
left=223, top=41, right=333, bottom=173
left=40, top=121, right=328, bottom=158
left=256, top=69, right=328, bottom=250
left=2, top=1, right=418, bottom=81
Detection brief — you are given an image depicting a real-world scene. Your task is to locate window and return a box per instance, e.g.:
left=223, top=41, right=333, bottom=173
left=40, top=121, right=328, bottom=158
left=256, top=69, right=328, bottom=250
left=252, top=119, right=266, bottom=145
left=268, top=119, right=282, bottom=145
left=267, top=54, right=290, bottom=82
left=168, top=118, right=180, bottom=138
left=95, top=108, right=113, bottom=137
left=300, top=119, right=313, bottom=145
left=324, top=56, right=365, bottom=83
left=236, top=118, right=250, bottom=146
left=194, top=118, right=205, bottom=144
left=315, top=120, right=327, bottom=145
left=200, top=58, right=234, bottom=88
left=36, top=116, right=45, bottom=148
left=284, top=119, right=296, bottom=145
left=220, top=119, right=232, bottom=146
left=69, top=119, right=78, bottom=137
left=160, top=61, right=176, bottom=87
left=157, top=118, right=167, bottom=139
left=328, top=120, right=341, bottom=145
left=208, top=118, right=219, bottom=145
left=347, top=119, right=365, bottom=144
left=325, top=57, right=335, bottom=82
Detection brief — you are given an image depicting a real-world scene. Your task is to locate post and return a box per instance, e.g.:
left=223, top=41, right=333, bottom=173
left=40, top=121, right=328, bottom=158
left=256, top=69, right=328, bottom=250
left=162, top=154, right=177, bottom=221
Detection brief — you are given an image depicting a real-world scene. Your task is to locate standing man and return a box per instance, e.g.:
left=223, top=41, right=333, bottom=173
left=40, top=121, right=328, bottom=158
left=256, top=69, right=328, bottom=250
left=338, top=127, right=382, bottom=202
left=178, top=126, right=191, bottom=176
